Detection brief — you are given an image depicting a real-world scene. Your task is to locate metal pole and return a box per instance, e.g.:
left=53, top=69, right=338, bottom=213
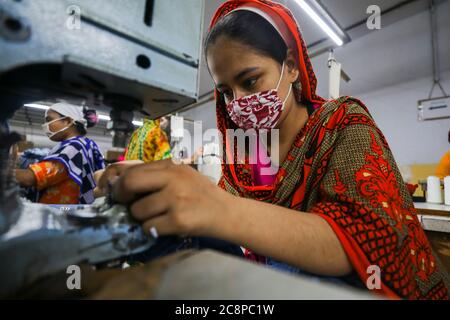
left=428, top=0, right=447, bottom=98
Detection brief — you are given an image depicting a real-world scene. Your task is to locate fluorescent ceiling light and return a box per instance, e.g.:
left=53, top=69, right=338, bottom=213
left=293, top=0, right=343, bottom=46
left=98, top=114, right=142, bottom=126
left=24, top=103, right=49, bottom=111
left=98, top=114, right=143, bottom=126
left=97, top=114, right=111, bottom=121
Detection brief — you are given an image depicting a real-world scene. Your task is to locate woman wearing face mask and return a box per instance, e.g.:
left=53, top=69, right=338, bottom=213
left=14, top=102, right=105, bottom=204
left=99, top=0, right=449, bottom=299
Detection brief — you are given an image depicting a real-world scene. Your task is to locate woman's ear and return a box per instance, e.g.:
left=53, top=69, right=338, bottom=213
left=285, top=48, right=299, bottom=83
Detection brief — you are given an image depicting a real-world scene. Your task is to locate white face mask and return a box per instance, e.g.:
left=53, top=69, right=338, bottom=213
left=42, top=117, right=71, bottom=138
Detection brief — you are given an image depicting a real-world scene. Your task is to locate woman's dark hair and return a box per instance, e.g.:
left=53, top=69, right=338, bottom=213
left=204, top=10, right=287, bottom=65
left=74, top=108, right=99, bottom=135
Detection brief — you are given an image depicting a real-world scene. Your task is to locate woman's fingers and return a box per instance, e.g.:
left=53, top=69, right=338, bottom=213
left=98, top=166, right=119, bottom=191
left=129, top=188, right=171, bottom=221
left=142, top=214, right=178, bottom=238
left=108, top=160, right=207, bottom=237
left=132, top=158, right=174, bottom=171
left=97, top=160, right=146, bottom=192
left=111, top=160, right=175, bottom=204
left=94, top=169, right=105, bottom=185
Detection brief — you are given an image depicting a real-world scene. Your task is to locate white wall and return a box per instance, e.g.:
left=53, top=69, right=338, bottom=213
left=322, top=0, right=450, bottom=166
left=180, top=100, right=216, bottom=131
left=359, top=71, right=450, bottom=166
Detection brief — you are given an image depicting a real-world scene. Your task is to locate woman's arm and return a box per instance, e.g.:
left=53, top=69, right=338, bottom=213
left=215, top=195, right=353, bottom=276
left=113, top=160, right=352, bottom=277
left=14, top=168, right=37, bottom=187
left=21, top=161, right=70, bottom=190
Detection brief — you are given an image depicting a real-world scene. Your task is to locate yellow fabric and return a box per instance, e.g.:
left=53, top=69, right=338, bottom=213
left=436, top=151, right=450, bottom=178
left=124, top=119, right=172, bottom=163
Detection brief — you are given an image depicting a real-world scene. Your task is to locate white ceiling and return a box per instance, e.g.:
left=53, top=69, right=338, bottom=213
left=314, top=0, right=450, bottom=97
left=283, top=0, right=407, bottom=45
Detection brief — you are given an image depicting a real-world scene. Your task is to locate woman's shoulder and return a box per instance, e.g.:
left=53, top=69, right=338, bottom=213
left=323, top=95, right=371, bottom=115
left=317, top=95, right=376, bottom=127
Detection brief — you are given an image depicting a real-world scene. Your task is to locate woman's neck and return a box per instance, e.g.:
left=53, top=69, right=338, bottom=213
left=275, top=100, right=309, bottom=166
left=63, top=128, right=80, bottom=140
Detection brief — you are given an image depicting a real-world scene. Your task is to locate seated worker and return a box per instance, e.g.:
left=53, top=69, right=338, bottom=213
left=125, top=115, right=201, bottom=164
left=436, top=130, right=450, bottom=178
left=98, top=0, right=449, bottom=299
left=14, top=102, right=105, bottom=204
left=125, top=117, right=172, bottom=162
left=93, top=117, right=171, bottom=197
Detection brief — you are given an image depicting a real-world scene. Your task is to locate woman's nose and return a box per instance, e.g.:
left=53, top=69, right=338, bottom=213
left=232, top=89, right=247, bottom=100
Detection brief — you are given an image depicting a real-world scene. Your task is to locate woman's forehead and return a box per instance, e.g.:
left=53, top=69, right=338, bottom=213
left=207, top=38, right=274, bottom=83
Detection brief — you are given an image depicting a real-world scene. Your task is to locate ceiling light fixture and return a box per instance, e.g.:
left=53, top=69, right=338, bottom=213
left=293, top=0, right=344, bottom=46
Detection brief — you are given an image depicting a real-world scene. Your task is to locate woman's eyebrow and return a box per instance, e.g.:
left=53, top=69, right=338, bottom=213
left=234, top=67, right=259, bottom=82
left=215, top=67, right=260, bottom=90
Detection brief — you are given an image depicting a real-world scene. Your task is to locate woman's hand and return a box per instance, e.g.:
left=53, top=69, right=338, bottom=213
left=97, top=160, right=144, bottom=194
left=109, top=160, right=352, bottom=277
left=112, top=159, right=232, bottom=237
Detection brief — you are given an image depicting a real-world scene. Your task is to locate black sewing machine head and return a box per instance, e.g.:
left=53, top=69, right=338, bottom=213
left=0, top=0, right=203, bottom=145
left=0, top=0, right=204, bottom=298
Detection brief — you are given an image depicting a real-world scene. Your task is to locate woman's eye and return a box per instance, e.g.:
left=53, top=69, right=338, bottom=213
left=243, top=77, right=258, bottom=89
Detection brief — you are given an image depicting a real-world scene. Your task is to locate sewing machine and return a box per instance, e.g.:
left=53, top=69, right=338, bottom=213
left=0, top=0, right=203, bottom=147
left=0, top=0, right=204, bottom=298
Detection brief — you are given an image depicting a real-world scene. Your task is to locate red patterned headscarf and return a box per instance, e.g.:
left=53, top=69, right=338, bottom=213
left=209, top=0, right=325, bottom=196
left=209, top=0, right=324, bottom=107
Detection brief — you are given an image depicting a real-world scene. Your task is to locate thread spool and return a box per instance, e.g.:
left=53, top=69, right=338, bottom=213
left=427, top=176, right=442, bottom=204
left=444, top=176, right=450, bottom=206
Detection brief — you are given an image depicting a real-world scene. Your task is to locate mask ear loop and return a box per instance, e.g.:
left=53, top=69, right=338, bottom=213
left=43, top=117, right=73, bottom=137
left=276, top=62, right=293, bottom=105
left=45, top=117, right=66, bottom=126
left=275, top=61, right=286, bottom=91
left=282, top=83, right=293, bottom=105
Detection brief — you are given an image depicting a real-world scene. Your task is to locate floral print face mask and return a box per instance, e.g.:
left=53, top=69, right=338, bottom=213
left=226, top=62, right=292, bottom=130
